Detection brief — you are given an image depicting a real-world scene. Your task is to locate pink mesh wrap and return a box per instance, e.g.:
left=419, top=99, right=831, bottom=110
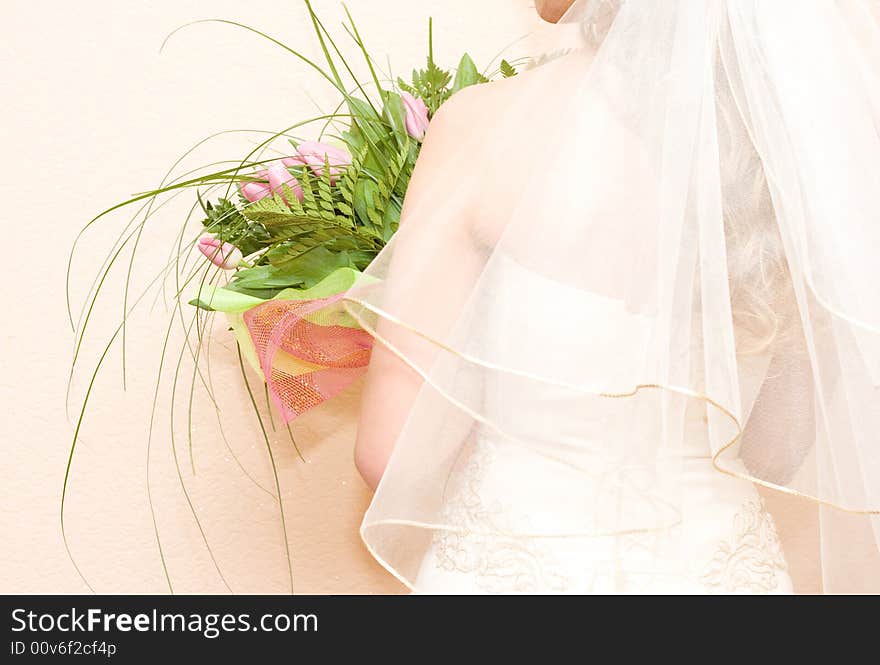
left=243, top=294, right=373, bottom=422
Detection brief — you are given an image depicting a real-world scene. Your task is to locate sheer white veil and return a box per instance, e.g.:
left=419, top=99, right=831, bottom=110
left=333, top=0, right=880, bottom=591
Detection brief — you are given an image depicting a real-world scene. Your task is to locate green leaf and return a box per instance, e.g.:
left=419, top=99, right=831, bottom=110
left=200, top=196, right=268, bottom=256
left=275, top=266, right=363, bottom=300
left=354, top=179, right=379, bottom=230
left=342, top=127, right=365, bottom=154
left=337, top=142, right=367, bottom=214
left=190, top=284, right=266, bottom=313
left=382, top=91, right=408, bottom=147
left=396, top=77, right=416, bottom=96
left=229, top=264, right=300, bottom=290
left=232, top=246, right=358, bottom=292
left=347, top=97, right=385, bottom=146
left=452, top=53, right=480, bottom=93
left=401, top=52, right=453, bottom=115
left=241, top=199, right=318, bottom=233
left=500, top=59, right=517, bottom=78
left=382, top=199, right=401, bottom=241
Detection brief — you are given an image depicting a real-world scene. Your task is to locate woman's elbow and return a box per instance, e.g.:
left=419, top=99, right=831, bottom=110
left=354, top=434, right=388, bottom=491
left=354, top=352, right=422, bottom=491
left=353, top=345, right=425, bottom=491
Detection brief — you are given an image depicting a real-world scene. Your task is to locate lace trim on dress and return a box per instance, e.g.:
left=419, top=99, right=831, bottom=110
left=432, top=442, right=572, bottom=593
left=700, top=498, right=789, bottom=593
left=432, top=441, right=789, bottom=594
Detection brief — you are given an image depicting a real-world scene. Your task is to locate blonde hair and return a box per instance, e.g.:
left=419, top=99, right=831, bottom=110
left=716, top=80, right=795, bottom=356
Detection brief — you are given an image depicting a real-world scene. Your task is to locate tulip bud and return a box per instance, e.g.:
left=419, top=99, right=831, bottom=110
left=239, top=169, right=272, bottom=203
left=286, top=141, right=352, bottom=184
left=267, top=164, right=304, bottom=203
left=197, top=236, right=243, bottom=270
left=240, top=181, right=272, bottom=202
left=400, top=92, right=430, bottom=140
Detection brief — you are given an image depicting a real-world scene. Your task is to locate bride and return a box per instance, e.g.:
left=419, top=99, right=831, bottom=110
left=345, top=0, right=880, bottom=593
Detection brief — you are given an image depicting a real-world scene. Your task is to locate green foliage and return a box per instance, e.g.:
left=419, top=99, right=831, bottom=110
left=398, top=58, right=453, bottom=115
left=398, top=51, right=489, bottom=115
left=397, top=20, right=493, bottom=115
left=199, top=196, right=268, bottom=257
left=500, top=59, right=518, bottom=78
left=452, top=54, right=488, bottom=93
left=193, top=14, right=519, bottom=306
left=216, top=139, right=407, bottom=298
left=68, top=3, right=529, bottom=596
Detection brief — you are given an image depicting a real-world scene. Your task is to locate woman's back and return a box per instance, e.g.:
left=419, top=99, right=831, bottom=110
left=353, top=0, right=880, bottom=593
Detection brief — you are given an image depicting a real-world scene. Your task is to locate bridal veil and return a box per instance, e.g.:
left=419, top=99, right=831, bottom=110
left=310, top=0, right=880, bottom=591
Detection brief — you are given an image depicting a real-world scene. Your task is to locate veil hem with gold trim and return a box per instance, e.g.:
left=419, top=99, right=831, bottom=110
left=340, top=0, right=880, bottom=592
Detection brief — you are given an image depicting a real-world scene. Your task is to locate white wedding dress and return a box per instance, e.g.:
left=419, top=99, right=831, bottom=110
left=349, top=0, right=880, bottom=593
left=412, top=255, right=792, bottom=594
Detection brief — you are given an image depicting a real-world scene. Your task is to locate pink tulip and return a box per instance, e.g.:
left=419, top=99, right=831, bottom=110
left=240, top=165, right=305, bottom=204
left=239, top=169, right=271, bottom=202
left=400, top=92, right=430, bottom=140
left=267, top=164, right=304, bottom=203
left=240, top=181, right=272, bottom=202
left=284, top=141, right=352, bottom=184
left=197, top=236, right=243, bottom=270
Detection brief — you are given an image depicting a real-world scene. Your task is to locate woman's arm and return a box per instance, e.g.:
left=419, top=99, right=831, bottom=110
left=352, top=57, right=570, bottom=489
left=354, top=91, right=487, bottom=490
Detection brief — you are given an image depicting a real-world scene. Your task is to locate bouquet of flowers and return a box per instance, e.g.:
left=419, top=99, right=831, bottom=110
left=66, top=0, right=522, bottom=590
left=181, top=8, right=521, bottom=421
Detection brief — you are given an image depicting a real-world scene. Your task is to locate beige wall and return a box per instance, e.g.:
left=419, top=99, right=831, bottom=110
left=0, top=0, right=537, bottom=594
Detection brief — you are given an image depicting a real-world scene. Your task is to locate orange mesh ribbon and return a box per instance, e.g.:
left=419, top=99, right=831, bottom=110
left=243, top=293, right=373, bottom=422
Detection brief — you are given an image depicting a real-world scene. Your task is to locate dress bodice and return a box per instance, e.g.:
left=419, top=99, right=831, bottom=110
left=412, top=254, right=792, bottom=594
left=478, top=253, right=712, bottom=459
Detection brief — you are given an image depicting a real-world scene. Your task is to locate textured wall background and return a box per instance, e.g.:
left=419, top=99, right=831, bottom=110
left=0, top=0, right=538, bottom=594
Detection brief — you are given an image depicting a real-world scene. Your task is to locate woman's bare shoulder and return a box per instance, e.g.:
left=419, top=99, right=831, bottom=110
left=405, top=52, right=589, bottom=216
left=425, top=51, right=588, bottom=143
